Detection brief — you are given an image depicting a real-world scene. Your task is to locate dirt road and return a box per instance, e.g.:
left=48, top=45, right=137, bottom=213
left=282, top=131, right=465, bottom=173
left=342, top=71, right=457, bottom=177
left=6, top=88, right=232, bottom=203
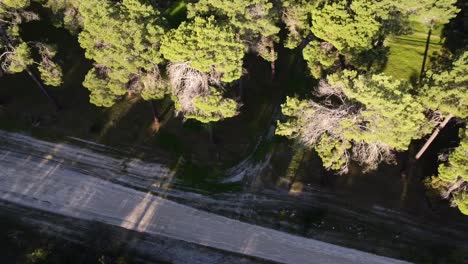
left=0, top=131, right=409, bottom=264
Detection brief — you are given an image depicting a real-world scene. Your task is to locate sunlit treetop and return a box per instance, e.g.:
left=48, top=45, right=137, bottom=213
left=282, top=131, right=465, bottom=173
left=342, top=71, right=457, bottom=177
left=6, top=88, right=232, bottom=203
left=277, top=70, right=431, bottom=173
left=420, top=51, right=468, bottom=118
left=330, top=71, right=430, bottom=150
left=1, top=0, right=30, bottom=9
left=187, top=0, right=279, bottom=40
left=78, top=0, right=167, bottom=106
left=281, top=0, right=316, bottom=49
left=412, top=0, right=460, bottom=28
left=311, top=0, right=382, bottom=52
left=79, top=0, right=166, bottom=74
left=180, top=87, right=239, bottom=123
left=161, top=16, right=245, bottom=83
left=302, top=40, right=338, bottom=78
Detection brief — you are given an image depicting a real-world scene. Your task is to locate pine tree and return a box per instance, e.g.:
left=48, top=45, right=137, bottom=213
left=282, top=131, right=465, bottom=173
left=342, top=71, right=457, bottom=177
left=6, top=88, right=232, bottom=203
left=312, top=1, right=377, bottom=52
left=77, top=0, right=167, bottom=107
left=161, top=16, right=245, bottom=83
left=187, top=0, right=280, bottom=66
left=161, top=16, right=244, bottom=123
left=277, top=71, right=430, bottom=173
left=420, top=51, right=468, bottom=119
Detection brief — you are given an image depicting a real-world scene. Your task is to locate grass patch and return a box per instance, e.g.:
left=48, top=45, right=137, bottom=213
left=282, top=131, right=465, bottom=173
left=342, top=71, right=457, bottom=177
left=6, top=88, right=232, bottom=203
left=384, top=22, right=443, bottom=82
left=164, top=0, right=187, bottom=27
left=252, top=138, right=275, bottom=162
left=175, top=162, right=242, bottom=194
left=167, top=0, right=187, bottom=16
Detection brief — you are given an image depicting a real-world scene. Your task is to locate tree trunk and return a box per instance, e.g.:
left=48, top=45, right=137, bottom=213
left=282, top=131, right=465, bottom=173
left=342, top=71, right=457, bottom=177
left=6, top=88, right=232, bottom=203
left=207, top=123, right=215, bottom=145
left=238, top=76, right=244, bottom=98
left=419, top=28, right=432, bottom=84
left=149, top=101, right=160, bottom=126
left=271, top=61, right=276, bottom=80
left=415, top=113, right=453, bottom=160
left=149, top=101, right=161, bottom=132
left=443, top=177, right=464, bottom=199
left=270, top=44, right=276, bottom=80
left=25, top=68, right=61, bottom=110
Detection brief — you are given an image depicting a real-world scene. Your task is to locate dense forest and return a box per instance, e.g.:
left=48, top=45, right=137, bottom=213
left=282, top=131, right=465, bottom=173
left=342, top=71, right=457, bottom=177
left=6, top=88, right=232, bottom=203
left=0, top=0, right=467, bottom=217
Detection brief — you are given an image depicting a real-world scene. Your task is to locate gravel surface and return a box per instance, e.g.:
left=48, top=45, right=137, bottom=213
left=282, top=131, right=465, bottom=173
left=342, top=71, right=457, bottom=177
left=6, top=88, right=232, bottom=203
left=0, top=131, right=410, bottom=264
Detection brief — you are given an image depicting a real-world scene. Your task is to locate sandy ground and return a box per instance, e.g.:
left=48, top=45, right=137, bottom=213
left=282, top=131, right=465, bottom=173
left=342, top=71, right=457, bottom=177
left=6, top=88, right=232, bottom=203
left=0, top=131, right=410, bottom=264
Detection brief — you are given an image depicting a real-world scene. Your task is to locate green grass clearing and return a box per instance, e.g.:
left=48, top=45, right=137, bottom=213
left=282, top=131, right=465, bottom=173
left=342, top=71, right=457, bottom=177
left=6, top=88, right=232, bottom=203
left=384, top=22, right=443, bottom=82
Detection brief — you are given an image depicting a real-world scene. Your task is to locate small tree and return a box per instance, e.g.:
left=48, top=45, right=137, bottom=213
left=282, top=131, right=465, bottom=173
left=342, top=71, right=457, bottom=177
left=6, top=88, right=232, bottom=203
left=161, top=16, right=244, bottom=123
left=39, top=0, right=82, bottom=33
left=1, top=1, right=63, bottom=108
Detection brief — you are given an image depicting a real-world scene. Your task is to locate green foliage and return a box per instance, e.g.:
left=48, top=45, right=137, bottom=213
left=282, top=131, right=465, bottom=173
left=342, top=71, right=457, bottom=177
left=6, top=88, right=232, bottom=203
left=331, top=71, right=430, bottom=150
left=276, top=96, right=354, bottom=171
left=27, top=248, right=49, bottom=263
left=38, top=60, right=62, bottom=86
left=438, top=129, right=468, bottom=184
left=6, top=42, right=33, bottom=73
left=281, top=0, right=315, bottom=49
left=37, top=44, right=63, bottom=87
left=140, top=78, right=167, bottom=100
left=2, top=0, right=30, bottom=9
left=276, top=96, right=307, bottom=137
left=187, top=0, right=279, bottom=63
left=78, top=0, right=166, bottom=106
left=187, top=0, right=279, bottom=40
left=429, top=129, right=468, bottom=215
left=39, top=0, right=82, bottom=33
left=277, top=71, right=430, bottom=172
left=420, top=51, right=468, bottom=118
left=453, top=192, right=468, bottom=216
left=0, top=2, right=63, bottom=87
left=412, top=0, right=460, bottom=28
left=161, top=16, right=245, bottom=83
left=256, top=36, right=277, bottom=62
left=82, top=68, right=125, bottom=107
left=315, top=134, right=351, bottom=171
left=183, top=88, right=239, bottom=123
left=311, top=0, right=381, bottom=52
left=302, top=41, right=337, bottom=78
